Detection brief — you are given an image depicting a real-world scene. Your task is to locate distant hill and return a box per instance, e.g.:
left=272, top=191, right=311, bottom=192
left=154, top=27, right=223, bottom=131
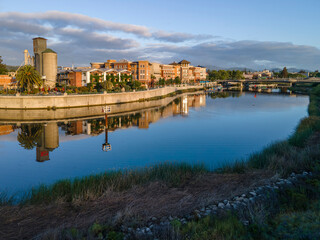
left=206, top=65, right=314, bottom=73
left=6, top=65, right=19, bottom=72
left=205, top=65, right=256, bottom=72
left=287, top=68, right=312, bottom=73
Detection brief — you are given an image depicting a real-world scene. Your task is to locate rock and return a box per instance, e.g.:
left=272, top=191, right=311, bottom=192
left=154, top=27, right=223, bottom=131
left=226, top=203, right=231, bottom=208
left=223, top=200, right=228, bottom=204
left=241, top=194, right=246, bottom=197
left=204, top=210, right=211, bottom=215
left=303, top=171, right=308, bottom=176
left=249, top=191, right=256, bottom=196
left=290, top=172, right=296, bottom=177
left=210, top=205, right=218, bottom=211
left=151, top=217, right=157, bottom=221
left=168, top=216, right=173, bottom=221
left=218, top=202, right=225, bottom=208
left=236, top=197, right=244, bottom=201
left=242, top=220, right=249, bottom=226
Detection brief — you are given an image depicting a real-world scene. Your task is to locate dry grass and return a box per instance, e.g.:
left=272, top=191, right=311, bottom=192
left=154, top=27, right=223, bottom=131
left=0, top=171, right=273, bottom=239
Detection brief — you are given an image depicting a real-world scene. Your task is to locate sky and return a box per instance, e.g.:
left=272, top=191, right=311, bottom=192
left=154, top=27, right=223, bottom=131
left=0, top=0, right=320, bottom=70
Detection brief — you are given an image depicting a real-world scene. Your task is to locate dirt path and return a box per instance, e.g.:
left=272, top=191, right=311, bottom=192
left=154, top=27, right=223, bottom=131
left=0, top=171, right=274, bottom=239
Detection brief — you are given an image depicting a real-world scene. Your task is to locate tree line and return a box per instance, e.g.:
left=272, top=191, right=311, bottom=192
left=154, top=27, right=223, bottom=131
left=207, top=70, right=244, bottom=80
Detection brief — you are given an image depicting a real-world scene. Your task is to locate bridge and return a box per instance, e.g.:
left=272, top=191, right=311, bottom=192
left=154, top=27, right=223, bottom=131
left=215, top=78, right=320, bottom=91
left=216, top=78, right=320, bottom=84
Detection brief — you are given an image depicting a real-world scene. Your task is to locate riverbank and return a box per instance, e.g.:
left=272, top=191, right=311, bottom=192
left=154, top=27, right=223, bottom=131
left=0, top=84, right=319, bottom=239
left=0, top=86, right=203, bottom=110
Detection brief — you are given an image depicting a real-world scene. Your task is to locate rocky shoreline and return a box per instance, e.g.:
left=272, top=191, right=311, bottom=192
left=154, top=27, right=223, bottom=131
left=124, top=171, right=313, bottom=239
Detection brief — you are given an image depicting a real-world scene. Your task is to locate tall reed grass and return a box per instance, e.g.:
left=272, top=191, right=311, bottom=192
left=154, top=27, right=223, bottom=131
left=22, top=162, right=208, bottom=204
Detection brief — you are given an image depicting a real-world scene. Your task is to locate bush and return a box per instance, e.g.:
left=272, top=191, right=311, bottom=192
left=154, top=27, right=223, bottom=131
left=113, top=87, right=121, bottom=92
left=124, top=85, right=131, bottom=92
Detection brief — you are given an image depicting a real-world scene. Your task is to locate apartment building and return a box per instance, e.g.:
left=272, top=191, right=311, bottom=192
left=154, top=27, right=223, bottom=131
left=58, top=59, right=206, bottom=87
left=150, top=62, right=161, bottom=81
left=131, top=60, right=151, bottom=84
left=161, top=64, right=176, bottom=80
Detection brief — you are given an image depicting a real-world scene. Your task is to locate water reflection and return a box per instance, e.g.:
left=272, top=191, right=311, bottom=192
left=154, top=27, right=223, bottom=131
left=1, top=93, right=207, bottom=162
left=0, top=91, right=309, bottom=192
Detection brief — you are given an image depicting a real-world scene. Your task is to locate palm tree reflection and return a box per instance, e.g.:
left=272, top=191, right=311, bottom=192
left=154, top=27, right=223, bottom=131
left=17, top=124, right=42, bottom=150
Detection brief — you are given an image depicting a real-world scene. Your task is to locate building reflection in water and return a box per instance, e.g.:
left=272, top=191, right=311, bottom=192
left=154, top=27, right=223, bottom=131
left=36, top=123, right=59, bottom=162
left=2, top=94, right=209, bottom=162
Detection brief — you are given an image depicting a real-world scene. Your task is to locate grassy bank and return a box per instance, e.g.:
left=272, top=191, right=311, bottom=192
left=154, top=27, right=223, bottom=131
left=21, top=163, right=207, bottom=205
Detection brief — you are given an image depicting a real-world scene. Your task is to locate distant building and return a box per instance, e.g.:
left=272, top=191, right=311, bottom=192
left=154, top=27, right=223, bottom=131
left=0, top=125, right=14, bottom=135
left=0, top=75, right=13, bottom=89
left=131, top=60, right=151, bottom=84
left=57, top=59, right=206, bottom=87
left=250, top=70, right=273, bottom=79
left=33, top=37, right=58, bottom=87
left=243, top=73, right=254, bottom=79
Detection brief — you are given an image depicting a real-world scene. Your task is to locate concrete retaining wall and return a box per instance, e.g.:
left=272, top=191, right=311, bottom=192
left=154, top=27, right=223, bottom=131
left=0, top=86, right=203, bottom=110
left=0, top=92, right=193, bottom=122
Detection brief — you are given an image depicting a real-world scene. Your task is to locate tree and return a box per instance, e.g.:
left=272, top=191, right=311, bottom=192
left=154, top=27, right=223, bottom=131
left=16, top=65, right=42, bottom=93
left=174, top=76, right=181, bottom=84
left=0, top=56, right=7, bottom=74
left=280, top=67, right=288, bottom=78
left=159, top=78, right=165, bottom=86
left=218, top=70, right=229, bottom=80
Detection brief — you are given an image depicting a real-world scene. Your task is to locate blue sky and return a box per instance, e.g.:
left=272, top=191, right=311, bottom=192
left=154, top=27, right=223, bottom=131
left=1, top=0, right=320, bottom=70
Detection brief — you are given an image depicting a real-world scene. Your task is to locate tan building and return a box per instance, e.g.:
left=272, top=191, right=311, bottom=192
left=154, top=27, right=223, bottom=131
left=112, top=59, right=132, bottom=71
left=84, top=58, right=206, bottom=85
left=150, top=62, right=161, bottom=81
left=160, top=64, right=175, bottom=80
left=90, top=62, right=105, bottom=69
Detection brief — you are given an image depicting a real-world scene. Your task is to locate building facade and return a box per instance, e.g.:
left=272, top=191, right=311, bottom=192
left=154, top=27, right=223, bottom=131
left=58, top=59, right=206, bottom=87
left=0, top=75, right=13, bottom=89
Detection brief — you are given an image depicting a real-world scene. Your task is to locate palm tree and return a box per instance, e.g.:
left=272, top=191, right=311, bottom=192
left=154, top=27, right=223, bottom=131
left=16, top=65, right=42, bottom=93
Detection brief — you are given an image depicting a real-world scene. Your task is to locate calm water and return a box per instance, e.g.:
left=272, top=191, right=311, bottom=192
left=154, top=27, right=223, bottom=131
left=0, top=92, right=309, bottom=193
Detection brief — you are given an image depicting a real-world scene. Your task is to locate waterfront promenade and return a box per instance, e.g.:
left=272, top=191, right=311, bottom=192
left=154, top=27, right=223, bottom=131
left=0, top=85, right=204, bottom=110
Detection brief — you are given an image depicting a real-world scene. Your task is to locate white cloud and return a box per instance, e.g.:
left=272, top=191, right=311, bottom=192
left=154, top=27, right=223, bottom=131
left=0, top=11, right=320, bottom=70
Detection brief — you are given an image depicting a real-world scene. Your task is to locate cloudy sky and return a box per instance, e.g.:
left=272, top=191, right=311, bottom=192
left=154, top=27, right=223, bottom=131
left=0, top=0, right=320, bottom=70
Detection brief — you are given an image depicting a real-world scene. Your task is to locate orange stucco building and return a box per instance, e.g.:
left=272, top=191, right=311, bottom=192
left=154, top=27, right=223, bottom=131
left=0, top=75, right=13, bottom=89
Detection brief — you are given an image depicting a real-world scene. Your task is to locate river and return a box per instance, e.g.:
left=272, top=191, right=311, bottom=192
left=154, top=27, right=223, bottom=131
left=0, top=91, right=309, bottom=193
